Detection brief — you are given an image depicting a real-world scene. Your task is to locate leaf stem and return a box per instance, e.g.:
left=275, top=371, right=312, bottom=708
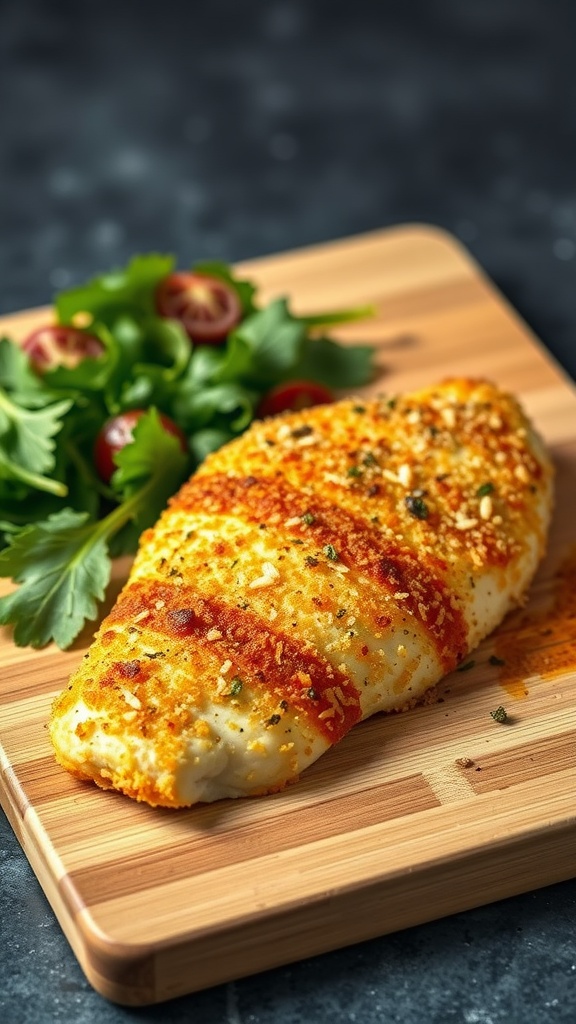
left=300, top=304, right=376, bottom=328
left=0, top=454, right=68, bottom=497
left=87, top=481, right=149, bottom=547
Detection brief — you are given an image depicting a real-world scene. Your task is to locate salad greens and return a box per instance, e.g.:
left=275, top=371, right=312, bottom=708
left=0, top=254, right=375, bottom=649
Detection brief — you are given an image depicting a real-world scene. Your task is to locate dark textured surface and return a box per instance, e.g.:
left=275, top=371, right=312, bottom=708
left=1, top=1, right=576, bottom=1021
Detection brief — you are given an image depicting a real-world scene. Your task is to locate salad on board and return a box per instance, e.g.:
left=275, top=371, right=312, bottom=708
left=0, top=254, right=375, bottom=650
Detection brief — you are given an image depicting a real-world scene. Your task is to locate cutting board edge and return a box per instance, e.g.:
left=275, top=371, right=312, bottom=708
left=74, top=807, right=576, bottom=1005
left=0, top=769, right=94, bottom=986
left=5, top=752, right=572, bottom=1007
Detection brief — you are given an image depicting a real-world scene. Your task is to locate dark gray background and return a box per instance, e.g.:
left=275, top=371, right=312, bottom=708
left=1, top=1, right=575, bottom=1022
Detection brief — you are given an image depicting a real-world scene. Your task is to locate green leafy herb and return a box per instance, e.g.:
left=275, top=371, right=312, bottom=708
left=291, top=334, right=374, bottom=389
left=0, top=252, right=375, bottom=649
left=301, top=512, right=316, bottom=525
left=0, top=411, right=187, bottom=647
left=0, top=508, right=112, bottom=649
left=221, top=299, right=306, bottom=386
left=405, top=494, right=429, bottom=520
left=490, top=705, right=508, bottom=723
left=476, top=482, right=495, bottom=498
left=0, top=337, right=46, bottom=402
left=0, top=385, right=72, bottom=497
left=323, top=544, right=339, bottom=561
left=56, top=253, right=175, bottom=326
left=489, top=654, right=506, bottom=667
left=228, top=677, right=244, bottom=697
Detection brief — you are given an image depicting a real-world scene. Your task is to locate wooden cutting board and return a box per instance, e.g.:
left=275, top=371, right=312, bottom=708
left=1, top=225, right=575, bottom=1006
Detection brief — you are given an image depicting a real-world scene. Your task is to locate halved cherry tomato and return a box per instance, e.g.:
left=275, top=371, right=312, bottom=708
left=156, top=272, right=242, bottom=345
left=257, top=380, right=334, bottom=418
left=22, top=325, right=104, bottom=372
left=94, top=409, right=188, bottom=483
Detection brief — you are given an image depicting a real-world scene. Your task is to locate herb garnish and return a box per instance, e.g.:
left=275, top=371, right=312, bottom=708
left=490, top=705, right=508, bottom=723
left=476, top=482, right=495, bottom=497
left=0, top=254, right=375, bottom=649
left=362, top=452, right=378, bottom=467
left=405, top=495, right=429, bottom=520
left=323, top=544, right=339, bottom=561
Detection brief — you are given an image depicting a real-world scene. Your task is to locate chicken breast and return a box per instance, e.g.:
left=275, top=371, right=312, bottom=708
left=49, top=378, right=554, bottom=808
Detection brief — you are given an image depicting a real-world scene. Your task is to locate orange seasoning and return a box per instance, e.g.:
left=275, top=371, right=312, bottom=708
left=491, top=545, right=576, bottom=697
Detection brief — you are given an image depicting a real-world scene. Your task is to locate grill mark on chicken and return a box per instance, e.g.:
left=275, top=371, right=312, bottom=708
left=174, top=473, right=468, bottom=670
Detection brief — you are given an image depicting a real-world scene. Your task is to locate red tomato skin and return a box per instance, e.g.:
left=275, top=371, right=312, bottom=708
left=156, top=272, right=242, bottom=344
left=22, top=325, right=104, bottom=372
left=94, top=410, right=188, bottom=483
left=256, top=380, right=334, bottom=418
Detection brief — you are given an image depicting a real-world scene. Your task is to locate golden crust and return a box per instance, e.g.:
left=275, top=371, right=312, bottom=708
left=50, top=378, right=554, bottom=808
left=196, top=376, right=551, bottom=576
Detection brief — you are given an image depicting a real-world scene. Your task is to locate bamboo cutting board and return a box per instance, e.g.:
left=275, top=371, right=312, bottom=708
left=1, top=225, right=575, bottom=1006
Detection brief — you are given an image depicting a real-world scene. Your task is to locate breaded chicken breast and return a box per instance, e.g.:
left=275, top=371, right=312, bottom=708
left=49, top=378, right=554, bottom=807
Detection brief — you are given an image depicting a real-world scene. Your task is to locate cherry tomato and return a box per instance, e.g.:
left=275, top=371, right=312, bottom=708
left=94, top=409, right=188, bottom=483
left=21, top=325, right=104, bottom=372
left=156, top=272, right=242, bottom=344
left=257, top=380, right=334, bottom=418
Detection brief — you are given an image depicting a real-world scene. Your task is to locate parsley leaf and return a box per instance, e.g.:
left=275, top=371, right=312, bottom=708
left=218, top=299, right=307, bottom=386
left=188, top=427, right=236, bottom=464
left=110, top=408, right=190, bottom=528
left=0, top=410, right=189, bottom=648
left=0, top=337, right=46, bottom=403
left=0, top=509, right=111, bottom=649
left=56, top=253, right=175, bottom=326
left=291, top=335, right=374, bottom=389
left=0, top=386, right=71, bottom=496
left=171, top=381, right=257, bottom=435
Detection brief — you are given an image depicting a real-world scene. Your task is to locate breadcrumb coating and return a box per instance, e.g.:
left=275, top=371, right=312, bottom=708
left=50, top=378, right=554, bottom=808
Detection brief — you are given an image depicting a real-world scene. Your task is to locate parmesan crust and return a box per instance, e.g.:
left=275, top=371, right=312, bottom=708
left=49, top=378, right=554, bottom=807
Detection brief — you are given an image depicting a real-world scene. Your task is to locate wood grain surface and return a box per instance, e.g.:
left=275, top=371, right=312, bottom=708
left=1, top=225, right=575, bottom=1005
